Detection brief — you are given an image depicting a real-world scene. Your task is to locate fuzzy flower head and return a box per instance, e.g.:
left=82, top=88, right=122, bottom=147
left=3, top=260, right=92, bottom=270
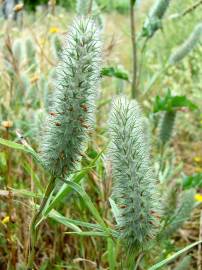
left=169, top=23, right=202, bottom=65
left=40, top=17, right=101, bottom=177
left=142, top=0, right=171, bottom=38
left=109, top=96, right=161, bottom=253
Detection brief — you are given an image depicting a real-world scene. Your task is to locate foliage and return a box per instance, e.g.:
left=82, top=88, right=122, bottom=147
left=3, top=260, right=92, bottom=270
left=101, top=66, right=129, bottom=81
left=0, top=0, right=202, bottom=269
left=153, top=89, right=198, bottom=113
left=183, top=173, right=202, bottom=189
left=142, top=0, right=171, bottom=38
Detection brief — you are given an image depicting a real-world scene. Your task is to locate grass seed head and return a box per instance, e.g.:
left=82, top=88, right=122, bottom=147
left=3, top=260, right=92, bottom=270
left=143, top=0, right=171, bottom=38
left=109, top=96, right=161, bottom=254
left=162, top=189, right=195, bottom=238
left=159, top=110, right=176, bottom=145
left=40, top=17, right=101, bottom=177
left=169, top=23, right=202, bottom=65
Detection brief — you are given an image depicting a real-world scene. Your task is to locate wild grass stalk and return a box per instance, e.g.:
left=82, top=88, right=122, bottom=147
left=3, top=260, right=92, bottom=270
left=169, top=23, right=202, bottom=65
left=130, top=0, right=137, bottom=99
left=109, top=96, right=161, bottom=267
left=26, top=17, right=101, bottom=269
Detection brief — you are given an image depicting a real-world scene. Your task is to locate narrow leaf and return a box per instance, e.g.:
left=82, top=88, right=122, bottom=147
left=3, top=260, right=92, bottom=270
left=0, top=138, right=40, bottom=163
left=107, top=238, right=116, bottom=270
left=65, top=231, right=108, bottom=237
left=149, top=240, right=202, bottom=270
left=109, top=197, right=120, bottom=224
left=48, top=209, right=103, bottom=231
left=65, top=180, right=107, bottom=230
left=44, top=146, right=106, bottom=216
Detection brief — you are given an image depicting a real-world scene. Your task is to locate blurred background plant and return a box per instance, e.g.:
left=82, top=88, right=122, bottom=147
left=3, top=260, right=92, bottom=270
left=0, top=0, right=202, bottom=269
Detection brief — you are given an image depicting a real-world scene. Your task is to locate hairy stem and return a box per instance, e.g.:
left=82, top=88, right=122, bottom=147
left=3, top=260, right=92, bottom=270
left=130, top=0, right=137, bottom=99
left=26, top=176, right=56, bottom=270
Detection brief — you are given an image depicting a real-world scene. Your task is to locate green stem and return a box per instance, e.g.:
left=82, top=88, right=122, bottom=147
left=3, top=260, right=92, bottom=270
left=26, top=176, right=56, bottom=270
left=130, top=0, right=137, bottom=99
left=134, top=252, right=144, bottom=270
left=182, top=0, right=202, bottom=17
left=88, top=0, right=93, bottom=14
left=158, top=143, right=164, bottom=179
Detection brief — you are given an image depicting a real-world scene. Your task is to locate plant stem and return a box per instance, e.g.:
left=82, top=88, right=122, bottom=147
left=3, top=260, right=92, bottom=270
left=130, top=0, right=137, bottom=99
left=88, top=0, right=93, bottom=14
left=182, top=0, right=202, bottom=17
left=26, top=176, right=56, bottom=270
left=198, top=210, right=202, bottom=270
left=5, top=126, right=17, bottom=270
left=134, top=252, right=144, bottom=270
left=49, top=0, right=56, bottom=15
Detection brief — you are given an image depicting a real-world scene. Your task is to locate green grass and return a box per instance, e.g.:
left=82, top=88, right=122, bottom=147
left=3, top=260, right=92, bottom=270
left=0, top=1, right=202, bottom=269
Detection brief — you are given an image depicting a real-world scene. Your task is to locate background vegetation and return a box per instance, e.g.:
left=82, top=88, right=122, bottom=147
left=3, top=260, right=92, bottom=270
left=0, top=0, right=202, bottom=269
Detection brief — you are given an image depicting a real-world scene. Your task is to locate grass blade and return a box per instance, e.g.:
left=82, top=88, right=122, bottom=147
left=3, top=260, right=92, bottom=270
left=109, top=197, right=120, bottom=224
left=44, top=146, right=106, bottom=216
left=48, top=209, right=104, bottom=231
left=149, top=240, right=202, bottom=270
left=107, top=238, right=116, bottom=270
left=65, top=231, right=108, bottom=237
left=0, top=138, right=40, bottom=163
left=65, top=180, right=107, bottom=230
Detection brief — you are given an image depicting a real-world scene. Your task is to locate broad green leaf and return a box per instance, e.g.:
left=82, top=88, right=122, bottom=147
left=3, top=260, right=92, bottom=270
left=183, top=173, right=202, bottom=189
left=171, top=96, right=197, bottom=110
left=149, top=240, right=202, bottom=270
left=153, top=90, right=198, bottom=113
left=101, top=66, right=129, bottom=81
